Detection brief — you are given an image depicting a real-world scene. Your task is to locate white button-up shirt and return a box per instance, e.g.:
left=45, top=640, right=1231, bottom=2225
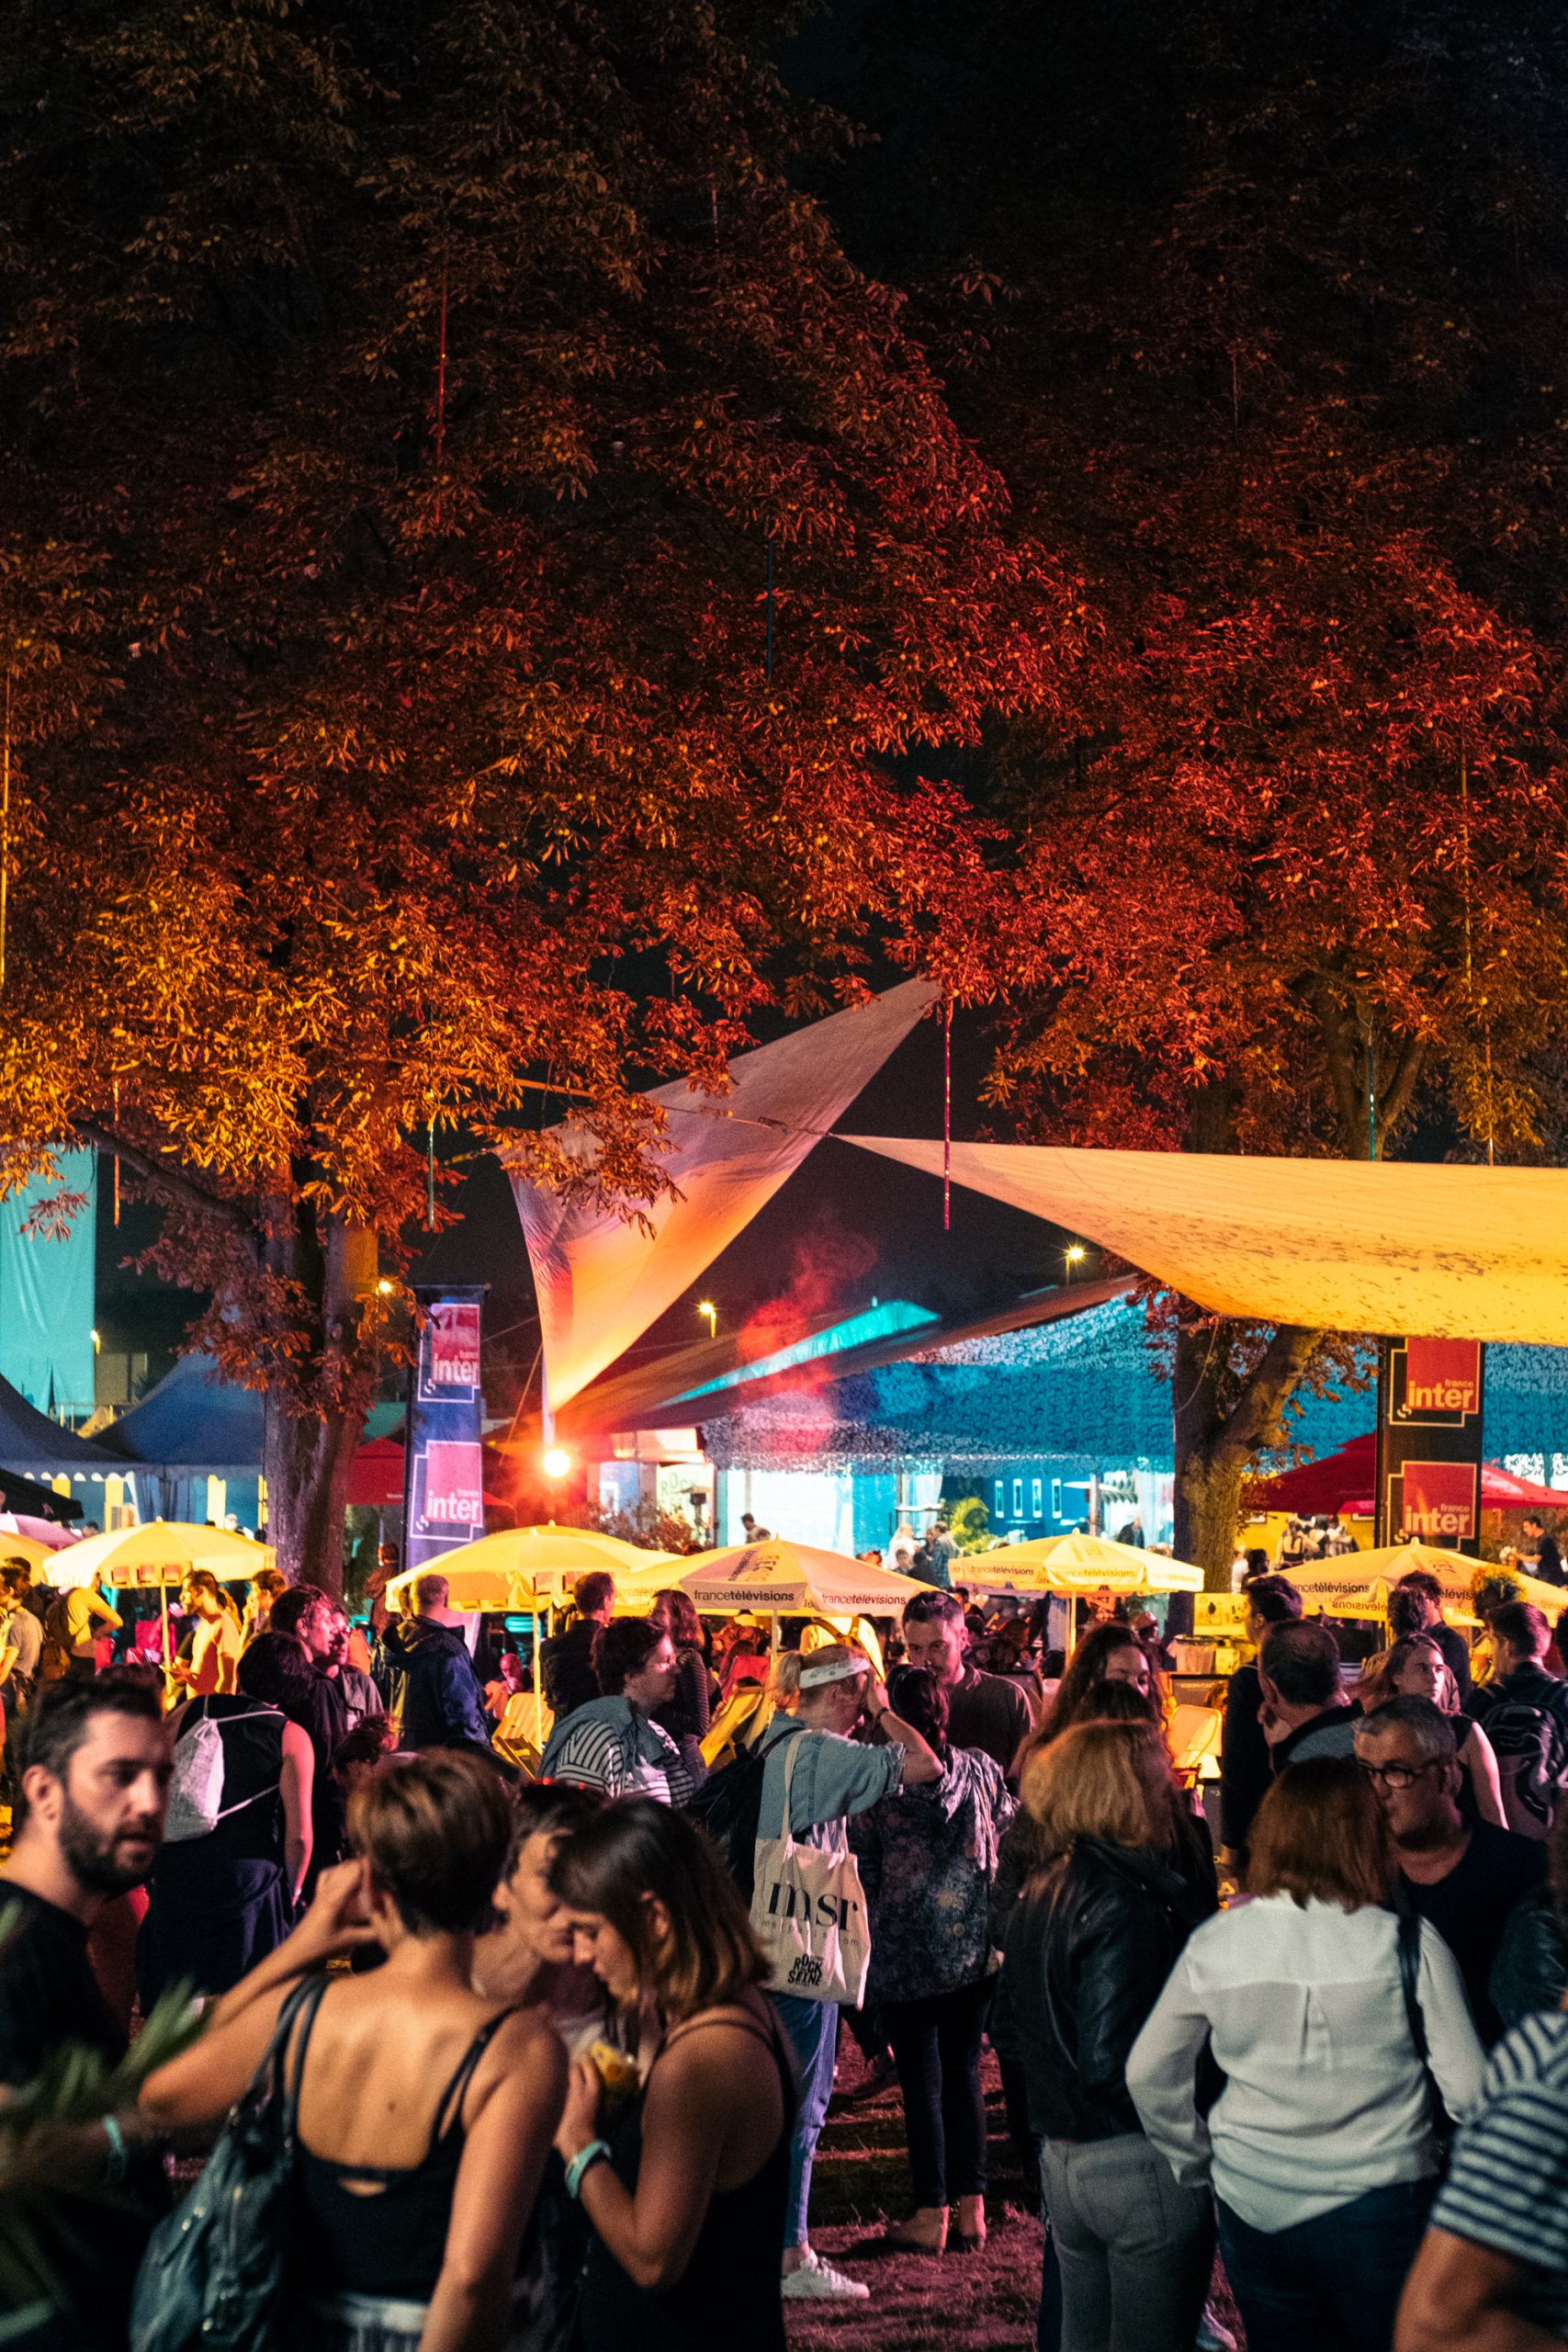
left=1127, top=1893, right=1485, bottom=2231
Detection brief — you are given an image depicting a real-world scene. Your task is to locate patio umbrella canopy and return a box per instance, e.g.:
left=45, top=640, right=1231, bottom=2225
left=45, top=1521, right=272, bottom=1591
left=384, top=1523, right=671, bottom=1613
left=678, top=1539, right=927, bottom=1618
left=972, top=1531, right=1203, bottom=1596
left=1289, top=1542, right=1568, bottom=1621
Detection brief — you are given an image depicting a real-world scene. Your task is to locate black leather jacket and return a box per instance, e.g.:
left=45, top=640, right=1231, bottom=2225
left=1002, top=1836, right=1215, bottom=2142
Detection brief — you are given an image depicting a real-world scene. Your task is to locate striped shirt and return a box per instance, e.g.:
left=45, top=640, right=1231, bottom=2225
left=1431, top=2007, right=1568, bottom=2337
left=538, top=1696, right=694, bottom=1805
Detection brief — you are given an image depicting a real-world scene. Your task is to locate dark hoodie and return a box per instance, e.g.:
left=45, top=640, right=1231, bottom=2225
left=388, top=1614, right=491, bottom=1752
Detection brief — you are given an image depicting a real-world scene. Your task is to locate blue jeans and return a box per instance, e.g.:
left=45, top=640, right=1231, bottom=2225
left=1217, top=2178, right=1436, bottom=2352
left=1040, top=2135, right=1213, bottom=2352
left=771, top=1994, right=839, bottom=2251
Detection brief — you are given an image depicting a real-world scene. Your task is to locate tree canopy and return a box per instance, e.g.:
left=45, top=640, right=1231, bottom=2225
left=0, top=0, right=1071, bottom=1577
left=832, top=0, right=1568, bottom=1567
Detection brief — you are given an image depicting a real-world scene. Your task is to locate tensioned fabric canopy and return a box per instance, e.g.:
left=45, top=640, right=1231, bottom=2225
left=842, top=1142, right=1568, bottom=1345
left=510, top=981, right=936, bottom=1409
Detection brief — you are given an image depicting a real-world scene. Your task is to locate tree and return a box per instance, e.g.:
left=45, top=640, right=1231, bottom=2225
left=0, top=0, right=1072, bottom=1587
left=832, top=0, right=1568, bottom=1577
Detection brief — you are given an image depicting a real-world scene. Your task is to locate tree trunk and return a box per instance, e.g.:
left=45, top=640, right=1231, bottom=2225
left=260, top=1201, right=378, bottom=1599
left=1172, top=1442, right=1250, bottom=1592
left=1172, top=1314, right=1325, bottom=1589
left=265, top=1406, right=360, bottom=1600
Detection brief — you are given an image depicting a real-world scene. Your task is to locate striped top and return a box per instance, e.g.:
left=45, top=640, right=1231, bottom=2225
left=1431, top=2008, right=1568, bottom=2337
left=538, top=1696, right=695, bottom=1806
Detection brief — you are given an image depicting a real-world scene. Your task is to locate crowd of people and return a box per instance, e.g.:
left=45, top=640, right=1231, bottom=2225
left=4, top=1546, right=1568, bottom=2352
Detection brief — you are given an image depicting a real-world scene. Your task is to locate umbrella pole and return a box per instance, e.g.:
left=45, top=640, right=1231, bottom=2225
left=159, top=1577, right=173, bottom=1707
left=534, top=1610, right=544, bottom=1749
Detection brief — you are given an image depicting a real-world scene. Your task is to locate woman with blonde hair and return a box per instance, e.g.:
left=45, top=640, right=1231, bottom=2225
left=142, top=1750, right=566, bottom=2352
left=1000, top=1719, right=1218, bottom=2352
left=756, top=1642, right=941, bottom=2301
left=1129, top=1758, right=1484, bottom=2352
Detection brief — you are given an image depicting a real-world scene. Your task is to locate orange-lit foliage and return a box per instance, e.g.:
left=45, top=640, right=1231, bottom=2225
left=0, top=0, right=1076, bottom=1582
left=839, top=0, right=1568, bottom=1573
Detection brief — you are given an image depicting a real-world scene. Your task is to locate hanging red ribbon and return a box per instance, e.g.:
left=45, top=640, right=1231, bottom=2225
left=943, top=997, right=953, bottom=1231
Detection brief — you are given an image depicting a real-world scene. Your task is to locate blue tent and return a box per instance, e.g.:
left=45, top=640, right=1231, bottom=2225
left=105, top=1351, right=265, bottom=1472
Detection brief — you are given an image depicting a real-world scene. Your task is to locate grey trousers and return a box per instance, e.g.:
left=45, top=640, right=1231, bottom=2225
left=1039, top=2133, right=1214, bottom=2352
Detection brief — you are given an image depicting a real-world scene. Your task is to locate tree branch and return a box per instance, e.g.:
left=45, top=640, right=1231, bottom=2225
left=1219, top=1322, right=1324, bottom=1464
left=75, top=1124, right=259, bottom=1246
left=1310, top=984, right=1366, bottom=1153
left=1378, top=1034, right=1427, bottom=1148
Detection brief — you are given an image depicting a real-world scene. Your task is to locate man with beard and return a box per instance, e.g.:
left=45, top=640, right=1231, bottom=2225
left=0, top=1672, right=173, bottom=2350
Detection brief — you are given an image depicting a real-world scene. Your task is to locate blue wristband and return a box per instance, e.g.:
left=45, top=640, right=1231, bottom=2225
left=564, top=2139, right=611, bottom=2200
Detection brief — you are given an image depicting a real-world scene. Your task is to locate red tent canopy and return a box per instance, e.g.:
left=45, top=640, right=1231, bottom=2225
left=346, top=1437, right=512, bottom=1517
left=1252, top=1434, right=1565, bottom=1514
left=346, top=1439, right=406, bottom=1510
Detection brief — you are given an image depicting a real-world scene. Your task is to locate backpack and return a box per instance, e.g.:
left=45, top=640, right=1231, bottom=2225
left=38, top=1595, right=73, bottom=1683
left=1483, top=1686, right=1568, bottom=1840
left=686, top=1724, right=800, bottom=1902
left=164, top=1706, right=276, bottom=1844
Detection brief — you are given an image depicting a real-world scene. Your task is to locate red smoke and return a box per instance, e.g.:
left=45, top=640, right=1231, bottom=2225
left=736, top=1214, right=878, bottom=1388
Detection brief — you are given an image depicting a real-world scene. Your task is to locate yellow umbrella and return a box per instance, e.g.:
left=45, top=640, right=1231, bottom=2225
left=0, top=1533, right=63, bottom=1573
left=386, top=1523, right=668, bottom=1611
left=971, top=1531, right=1203, bottom=1596
left=386, top=1525, right=677, bottom=1743
left=45, top=1521, right=273, bottom=1592
left=1290, top=1542, right=1566, bottom=1623
left=678, top=1539, right=928, bottom=1620
left=43, top=1521, right=273, bottom=1702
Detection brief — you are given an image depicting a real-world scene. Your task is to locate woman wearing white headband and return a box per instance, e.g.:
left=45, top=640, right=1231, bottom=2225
left=761, top=1643, right=942, bottom=2306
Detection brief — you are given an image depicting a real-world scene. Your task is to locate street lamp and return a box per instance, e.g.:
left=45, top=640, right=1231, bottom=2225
left=697, top=1300, right=717, bottom=1340
left=541, top=1445, right=572, bottom=1482
left=1065, top=1243, right=1087, bottom=1283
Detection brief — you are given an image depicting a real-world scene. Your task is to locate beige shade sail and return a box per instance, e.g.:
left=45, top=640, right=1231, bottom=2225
left=386, top=1524, right=671, bottom=1612
left=841, top=1140, right=1568, bottom=1344
left=510, top=981, right=938, bottom=1410
left=969, top=1531, right=1203, bottom=1596
left=1289, top=1543, right=1567, bottom=1622
left=46, top=1521, right=273, bottom=1591
left=678, top=1538, right=928, bottom=1619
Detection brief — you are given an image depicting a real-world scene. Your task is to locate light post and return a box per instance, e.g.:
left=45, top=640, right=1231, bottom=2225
left=697, top=1299, right=718, bottom=1340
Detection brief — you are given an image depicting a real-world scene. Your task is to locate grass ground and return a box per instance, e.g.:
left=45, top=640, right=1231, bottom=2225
left=785, top=2035, right=1246, bottom=2352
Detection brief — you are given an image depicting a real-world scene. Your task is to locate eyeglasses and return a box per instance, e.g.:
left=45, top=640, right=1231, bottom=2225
left=1356, top=1757, right=1442, bottom=1789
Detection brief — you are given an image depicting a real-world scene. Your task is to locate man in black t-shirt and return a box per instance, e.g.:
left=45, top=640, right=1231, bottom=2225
left=1525, top=1516, right=1565, bottom=1589
left=0, top=1675, right=174, bottom=2349
left=901, top=1587, right=1032, bottom=1781
left=1356, top=1695, right=1545, bottom=2043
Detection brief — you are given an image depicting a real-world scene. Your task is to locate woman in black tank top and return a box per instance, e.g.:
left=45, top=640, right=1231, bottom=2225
left=547, top=1800, right=794, bottom=2352
left=142, top=1752, right=567, bottom=2352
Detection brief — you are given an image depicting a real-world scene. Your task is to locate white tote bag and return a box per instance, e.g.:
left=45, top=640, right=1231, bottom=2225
left=749, top=1732, right=871, bottom=2006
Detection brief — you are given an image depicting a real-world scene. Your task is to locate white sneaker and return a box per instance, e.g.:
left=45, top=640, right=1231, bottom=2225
left=1195, top=2307, right=1237, bottom=2352
left=781, top=2249, right=871, bottom=2301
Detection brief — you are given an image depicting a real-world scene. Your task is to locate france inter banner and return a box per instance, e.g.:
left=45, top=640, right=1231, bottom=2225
left=403, top=1285, right=488, bottom=1572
